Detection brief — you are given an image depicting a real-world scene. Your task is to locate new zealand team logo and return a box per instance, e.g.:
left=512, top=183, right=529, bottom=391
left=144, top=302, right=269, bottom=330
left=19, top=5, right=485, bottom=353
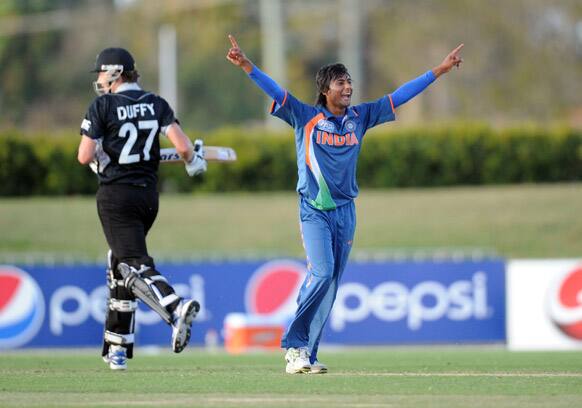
left=245, top=260, right=306, bottom=322
left=547, top=266, right=582, bottom=340
left=0, top=266, right=45, bottom=348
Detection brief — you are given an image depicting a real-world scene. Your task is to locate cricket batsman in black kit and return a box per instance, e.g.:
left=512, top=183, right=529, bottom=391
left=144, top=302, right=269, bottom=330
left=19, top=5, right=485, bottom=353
left=77, top=47, right=207, bottom=370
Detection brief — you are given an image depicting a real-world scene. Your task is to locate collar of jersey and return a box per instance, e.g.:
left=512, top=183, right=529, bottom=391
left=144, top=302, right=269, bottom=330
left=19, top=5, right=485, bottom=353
left=114, top=82, right=142, bottom=93
left=318, top=105, right=359, bottom=120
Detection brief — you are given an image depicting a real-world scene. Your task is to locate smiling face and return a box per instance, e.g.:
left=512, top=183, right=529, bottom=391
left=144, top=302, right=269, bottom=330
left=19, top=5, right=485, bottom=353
left=323, top=74, right=353, bottom=114
left=315, top=63, right=352, bottom=116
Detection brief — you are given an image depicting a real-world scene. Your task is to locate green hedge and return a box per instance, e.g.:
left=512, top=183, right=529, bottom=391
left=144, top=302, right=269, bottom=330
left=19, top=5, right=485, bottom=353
left=1, top=124, right=580, bottom=196
left=359, top=124, right=582, bottom=187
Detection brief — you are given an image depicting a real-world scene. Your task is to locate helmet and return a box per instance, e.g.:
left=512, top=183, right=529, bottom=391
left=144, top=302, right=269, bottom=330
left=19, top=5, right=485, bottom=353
left=92, top=47, right=135, bottom=96
left=92, top=47, right=135, bottom=72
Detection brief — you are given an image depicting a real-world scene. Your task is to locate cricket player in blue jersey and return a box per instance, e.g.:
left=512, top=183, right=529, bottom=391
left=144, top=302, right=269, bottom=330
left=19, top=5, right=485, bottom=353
left=227, top=35, right=463, bottom=374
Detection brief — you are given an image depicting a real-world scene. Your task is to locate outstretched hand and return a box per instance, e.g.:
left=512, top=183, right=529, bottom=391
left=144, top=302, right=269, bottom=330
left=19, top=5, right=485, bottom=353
left=226, top=34, right=253, bottom=73
left=433, top=44, right=464, bottom=78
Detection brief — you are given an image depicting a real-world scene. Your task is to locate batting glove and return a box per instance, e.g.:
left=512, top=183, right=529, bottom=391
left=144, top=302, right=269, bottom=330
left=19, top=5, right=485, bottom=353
left=185, top=139, right=207, bottom=177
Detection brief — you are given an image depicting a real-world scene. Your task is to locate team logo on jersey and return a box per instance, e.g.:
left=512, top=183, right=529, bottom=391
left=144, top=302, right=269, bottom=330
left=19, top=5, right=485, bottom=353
left=245, top=260, right=306, bottom=321
left=81, top=119, right=91, bottom=132
left=317, top=119, right=336, bottom=133
left=547, top=266, right=582, bottom=340
left=0, top=266, right=45, bottom=348
left=345, top=120, right=356, bottom=132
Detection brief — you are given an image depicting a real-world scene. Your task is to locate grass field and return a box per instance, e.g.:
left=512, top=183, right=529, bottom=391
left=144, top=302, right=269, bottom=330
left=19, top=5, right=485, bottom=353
left=1, top=183, right=581, bottom=261
left=2, top=184, right=582, bottom=407
left=1, top=347, right=581, bottom=407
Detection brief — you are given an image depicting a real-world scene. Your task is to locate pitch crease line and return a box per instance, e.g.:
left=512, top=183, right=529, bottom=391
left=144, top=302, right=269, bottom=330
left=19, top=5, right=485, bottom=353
left=327, top=372, right=582, bottom=378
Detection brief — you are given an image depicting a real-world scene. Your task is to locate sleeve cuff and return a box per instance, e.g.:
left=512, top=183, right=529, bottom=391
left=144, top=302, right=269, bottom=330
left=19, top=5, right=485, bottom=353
left=426, top=70, right=437, bottom=83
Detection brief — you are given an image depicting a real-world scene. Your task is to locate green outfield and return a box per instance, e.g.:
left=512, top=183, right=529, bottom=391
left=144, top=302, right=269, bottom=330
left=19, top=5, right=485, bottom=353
left=1, top=183, right=581, bottom=261
left=2, top=184, right=581, bottom=407
left=0, top=347, right=581, bottom=407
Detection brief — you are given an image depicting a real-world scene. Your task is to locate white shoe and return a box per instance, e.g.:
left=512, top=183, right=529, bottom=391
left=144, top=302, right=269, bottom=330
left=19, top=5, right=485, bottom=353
left=103, top=345, right=127, bottom=370
left=309, top=360, right=328, bottom=374
left=171, top=299, right=200, bottom=353
left=285, top=347, right=311, bottom=374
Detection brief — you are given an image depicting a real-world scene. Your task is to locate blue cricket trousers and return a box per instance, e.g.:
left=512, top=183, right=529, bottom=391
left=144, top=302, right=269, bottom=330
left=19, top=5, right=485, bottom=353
left=281, top=196, right=356, bottom=363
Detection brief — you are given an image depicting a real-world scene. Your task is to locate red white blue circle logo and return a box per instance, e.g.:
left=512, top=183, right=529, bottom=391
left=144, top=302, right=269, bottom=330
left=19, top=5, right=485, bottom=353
left=547, top=266, right=582, bottom=340
left=245, top=260, right=306, bottom=321
left=0, top=266, right=45, bottom=348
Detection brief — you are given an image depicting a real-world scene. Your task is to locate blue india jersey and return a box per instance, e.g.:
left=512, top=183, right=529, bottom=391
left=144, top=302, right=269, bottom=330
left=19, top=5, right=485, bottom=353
left=271, top=92, right=396, bottom=210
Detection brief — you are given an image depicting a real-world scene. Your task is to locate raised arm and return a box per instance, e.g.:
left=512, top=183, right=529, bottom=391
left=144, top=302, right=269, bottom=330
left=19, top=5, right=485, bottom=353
left=391, top=44, right=464, bottom=108
left=226, top=34, right=286, bottom=105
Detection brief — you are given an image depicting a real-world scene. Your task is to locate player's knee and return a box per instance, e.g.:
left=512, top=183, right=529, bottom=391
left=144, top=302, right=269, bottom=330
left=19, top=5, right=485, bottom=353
left=122, top=256, right=155, bottom=270
left=309, top=261, right=334, bottom=281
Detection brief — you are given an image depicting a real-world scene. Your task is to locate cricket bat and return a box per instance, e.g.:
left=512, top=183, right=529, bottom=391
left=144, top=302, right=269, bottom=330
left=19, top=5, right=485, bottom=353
left=160, top=146, right=237, bottom=162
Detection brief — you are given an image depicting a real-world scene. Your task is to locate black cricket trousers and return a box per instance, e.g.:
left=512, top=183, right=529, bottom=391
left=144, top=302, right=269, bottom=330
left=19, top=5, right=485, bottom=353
left=96, top=183, right=158, bottom=267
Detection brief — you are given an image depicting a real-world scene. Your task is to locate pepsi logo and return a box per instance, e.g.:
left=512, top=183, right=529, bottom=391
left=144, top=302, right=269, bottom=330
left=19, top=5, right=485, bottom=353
left=547, top=266, right=582, bottom=340
left=0, top=266, right=45, bottom=348
left=245, top=260, right=306, bottom=321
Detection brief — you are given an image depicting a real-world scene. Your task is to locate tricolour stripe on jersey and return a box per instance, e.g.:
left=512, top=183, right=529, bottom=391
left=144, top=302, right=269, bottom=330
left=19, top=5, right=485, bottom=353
left=304, top=113, right=336, bottom=211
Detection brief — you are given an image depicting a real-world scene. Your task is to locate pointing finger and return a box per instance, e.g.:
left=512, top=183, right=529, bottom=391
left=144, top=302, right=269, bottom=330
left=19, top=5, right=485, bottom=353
left=228, top=34, right=239, bottom=49
left=452, top=43, right=464, bottom=55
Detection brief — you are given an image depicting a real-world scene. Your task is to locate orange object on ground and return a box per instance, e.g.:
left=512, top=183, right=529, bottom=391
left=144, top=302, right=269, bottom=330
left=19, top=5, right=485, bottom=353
left=223, top=313, right=286, bottom=354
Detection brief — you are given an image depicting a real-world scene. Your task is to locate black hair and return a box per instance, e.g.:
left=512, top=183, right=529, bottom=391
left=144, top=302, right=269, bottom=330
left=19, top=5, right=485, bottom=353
left=121, top=70, right=140, bottom=83
left=315, top=63, right=350, bottom=106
